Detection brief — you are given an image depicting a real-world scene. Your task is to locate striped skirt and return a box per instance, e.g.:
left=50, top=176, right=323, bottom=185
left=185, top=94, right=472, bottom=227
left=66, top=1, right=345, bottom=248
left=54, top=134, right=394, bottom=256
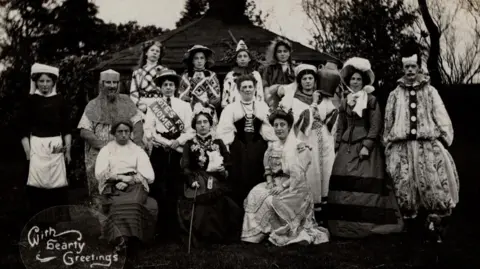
left=327, top=140, right=404, bottom=238
left=100, top=184, right=158, bottom=243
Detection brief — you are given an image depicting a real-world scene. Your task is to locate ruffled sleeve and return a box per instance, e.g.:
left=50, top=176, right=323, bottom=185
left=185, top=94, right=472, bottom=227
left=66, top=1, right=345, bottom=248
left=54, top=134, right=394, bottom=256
left=222, top=72, right=234, bottom=108
left=430, top=86, right=454, bottom=146
left=208, top=72, right=222, bottom=107
left=288, top=143, right=312, bottom=190
left=94, top=144, right=114, bottom=194
left=335, top=100, right=347, bottom=151
left=216, top=104, right=237, bottom=147
left=130, top=70, right=140, bottom=105
left=178, top=74, right=191, bottom=102
left=254, top=101, right=277, bottom=142
left=253, top=71, right=265, bottom=103
left=177, top=102, right=195, bottom=145
left=362, top=95, right=382, bottom=151
left=134, top=145, right=155, bottom=185
left=383, top=90, right=397, bottom=146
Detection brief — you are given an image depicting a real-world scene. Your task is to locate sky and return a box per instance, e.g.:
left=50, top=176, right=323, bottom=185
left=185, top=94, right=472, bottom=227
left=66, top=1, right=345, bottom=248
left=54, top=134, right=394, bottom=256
left=95, top=0, right=474, bottom=50
left=95, top=0, right=315, bottom=46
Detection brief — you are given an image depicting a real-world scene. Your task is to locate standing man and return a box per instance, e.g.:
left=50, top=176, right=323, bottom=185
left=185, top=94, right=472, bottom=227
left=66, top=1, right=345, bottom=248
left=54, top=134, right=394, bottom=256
left=78, top=69, right=144, bottom=206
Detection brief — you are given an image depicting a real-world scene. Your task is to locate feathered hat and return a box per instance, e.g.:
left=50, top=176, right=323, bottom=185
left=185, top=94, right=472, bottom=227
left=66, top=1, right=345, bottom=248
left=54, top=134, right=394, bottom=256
left=340, top=57, right=375, bottom=86
left=265, top=37, right=293, bottom=65
left=30, top=63, right=59, bottom=94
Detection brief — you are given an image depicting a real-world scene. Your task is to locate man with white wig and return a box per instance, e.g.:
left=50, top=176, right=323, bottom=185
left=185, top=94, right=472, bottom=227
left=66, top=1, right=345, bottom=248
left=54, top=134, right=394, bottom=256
left=20, top=63, right=71, bottom=222
left=78, top=69, right=144, bottom=204
left=383, top=45, right=459, bottom=243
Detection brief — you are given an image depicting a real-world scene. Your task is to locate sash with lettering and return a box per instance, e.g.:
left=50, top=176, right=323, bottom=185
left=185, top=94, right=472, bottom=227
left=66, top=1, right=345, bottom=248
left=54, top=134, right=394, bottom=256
left=149, top=98, right=185, bottom=136
left=179, top=74, right=221, bottom=101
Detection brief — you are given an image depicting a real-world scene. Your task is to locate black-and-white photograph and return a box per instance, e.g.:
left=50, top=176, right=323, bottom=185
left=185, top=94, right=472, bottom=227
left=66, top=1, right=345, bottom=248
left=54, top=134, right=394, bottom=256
left=0, top=0, right=478, bottom=268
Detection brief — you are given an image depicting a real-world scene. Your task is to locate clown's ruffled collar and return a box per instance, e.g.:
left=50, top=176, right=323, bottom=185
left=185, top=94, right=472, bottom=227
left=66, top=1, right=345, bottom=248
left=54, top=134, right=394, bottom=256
left=397, top=74, right=430, bottom=90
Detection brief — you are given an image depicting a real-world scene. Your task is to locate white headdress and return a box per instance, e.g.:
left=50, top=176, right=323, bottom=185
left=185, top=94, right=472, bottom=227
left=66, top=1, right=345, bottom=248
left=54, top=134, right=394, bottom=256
left=294, top=64, right=317, bottom=78
left=236, top=39, right=248, bottom=52
left=30, top=63, right=59, bottom=95
left=100, top=69, right=120, bottom=82
left=402, top=54, right=418, bottom=65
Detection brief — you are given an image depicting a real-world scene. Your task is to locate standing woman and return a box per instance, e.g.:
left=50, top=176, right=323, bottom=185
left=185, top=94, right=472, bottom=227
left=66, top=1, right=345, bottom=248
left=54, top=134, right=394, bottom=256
left=130, top=40, right=167, bottom=111
left=279, top=64, right=338, bottom=209
left=20, top=63, right=71, bottom=221
left=177, top=45, right=221, bottom=119
left=384, top=49, right=459, bottom=242
left=328, top=57, right=403, bottom=238
left=216, top=74, right=277, bottom=206
left=143, top=69, right=195, bottom=240
left=262, top=37, right=296, bottom=109
left=222, top=39, right=265, bottom=108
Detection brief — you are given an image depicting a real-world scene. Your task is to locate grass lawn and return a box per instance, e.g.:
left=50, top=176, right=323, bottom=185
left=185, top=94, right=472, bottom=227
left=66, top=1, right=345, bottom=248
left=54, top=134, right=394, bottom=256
left=1, top=148, right=478, bottom=269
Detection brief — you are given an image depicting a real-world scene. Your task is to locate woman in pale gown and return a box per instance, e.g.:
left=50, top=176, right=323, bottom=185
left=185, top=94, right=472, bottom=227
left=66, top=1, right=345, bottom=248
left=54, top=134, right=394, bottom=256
left=279, top=64, right=338, bottom=209
left=241, top=109, right=330, bottom=246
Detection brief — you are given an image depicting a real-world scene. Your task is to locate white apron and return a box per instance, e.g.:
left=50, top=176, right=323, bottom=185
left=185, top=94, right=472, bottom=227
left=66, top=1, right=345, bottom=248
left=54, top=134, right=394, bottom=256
left=28, top=136, right=68, bottom=189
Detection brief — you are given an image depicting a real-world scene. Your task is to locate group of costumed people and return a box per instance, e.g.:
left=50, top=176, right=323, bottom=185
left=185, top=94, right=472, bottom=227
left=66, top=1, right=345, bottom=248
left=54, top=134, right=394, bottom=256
left=19, top=36, right=459, bottom=263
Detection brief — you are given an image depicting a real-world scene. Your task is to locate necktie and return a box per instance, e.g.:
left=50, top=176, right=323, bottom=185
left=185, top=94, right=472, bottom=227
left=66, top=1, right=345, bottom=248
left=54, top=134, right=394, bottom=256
left=166, top=97, right=171, bottom=106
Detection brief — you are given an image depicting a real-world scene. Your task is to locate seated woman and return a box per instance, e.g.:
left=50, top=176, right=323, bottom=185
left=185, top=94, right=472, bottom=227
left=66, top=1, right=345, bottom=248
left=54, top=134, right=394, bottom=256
left=178, top=105, right=242, bottom=246
left=241, top=108, right=330, bottom=246
left=95, top=121, right=157, bottom=257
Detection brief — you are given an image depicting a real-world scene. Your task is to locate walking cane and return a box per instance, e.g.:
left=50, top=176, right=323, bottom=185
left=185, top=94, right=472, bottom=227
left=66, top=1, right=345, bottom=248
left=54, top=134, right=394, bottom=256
left=187, top=187, right=198, bottom=254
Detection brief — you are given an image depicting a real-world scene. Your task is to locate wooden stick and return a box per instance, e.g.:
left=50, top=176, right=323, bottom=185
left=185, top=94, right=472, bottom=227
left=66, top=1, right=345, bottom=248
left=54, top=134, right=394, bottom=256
left=228, top=29, right=238, bottom=44
left=187, top=187, right=198, bottom=254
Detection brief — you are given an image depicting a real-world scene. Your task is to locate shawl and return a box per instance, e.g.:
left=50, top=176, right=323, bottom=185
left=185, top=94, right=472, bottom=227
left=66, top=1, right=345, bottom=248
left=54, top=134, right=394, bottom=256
left=84, top=86, right=138, bottom=124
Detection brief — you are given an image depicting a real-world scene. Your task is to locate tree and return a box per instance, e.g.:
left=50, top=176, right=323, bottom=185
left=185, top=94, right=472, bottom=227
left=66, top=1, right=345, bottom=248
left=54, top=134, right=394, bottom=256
left=175, top=0, right=208, bottom=27
left=175, top=0, right=269, bottom=27
left=245, top=0, right=269, bottom=27
left=414, top=0, right=480, bottom=84
left=417, top=0, right=442, bottom=87
left=302, top=0, right=418, bottom=95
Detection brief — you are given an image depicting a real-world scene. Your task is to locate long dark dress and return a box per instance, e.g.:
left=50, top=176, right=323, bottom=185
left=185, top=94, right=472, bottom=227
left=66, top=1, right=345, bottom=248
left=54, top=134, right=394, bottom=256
left=327, top=94, right=404, bottom=238
left=230, top=118, right=268, bottom=205
left=177, top=135, right=242, bottom=244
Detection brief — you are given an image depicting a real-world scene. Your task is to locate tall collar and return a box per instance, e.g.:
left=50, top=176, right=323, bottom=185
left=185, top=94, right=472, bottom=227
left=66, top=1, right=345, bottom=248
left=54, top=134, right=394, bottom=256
left=240, top=100, right=253, bottom=105
left=193, top=67, right=206, bottom=72
left=397, top=74, right=430, bottom=90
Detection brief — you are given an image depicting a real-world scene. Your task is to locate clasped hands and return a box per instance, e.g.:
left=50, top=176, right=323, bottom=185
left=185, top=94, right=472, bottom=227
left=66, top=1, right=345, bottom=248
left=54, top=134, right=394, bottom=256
left=152, top=138, right=180, bottom=150
left=115, top=174, right=135, bottom=191
left=265, top=176, right=290, bottom=195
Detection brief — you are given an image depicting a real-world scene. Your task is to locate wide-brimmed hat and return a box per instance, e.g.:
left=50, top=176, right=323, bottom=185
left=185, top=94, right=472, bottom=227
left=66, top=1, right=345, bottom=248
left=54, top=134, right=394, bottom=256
left=154, top=69, right=181, bottom=87
left=340, top=57, right=375, bottom=86
left=183, top=45, right=214, bottom=63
